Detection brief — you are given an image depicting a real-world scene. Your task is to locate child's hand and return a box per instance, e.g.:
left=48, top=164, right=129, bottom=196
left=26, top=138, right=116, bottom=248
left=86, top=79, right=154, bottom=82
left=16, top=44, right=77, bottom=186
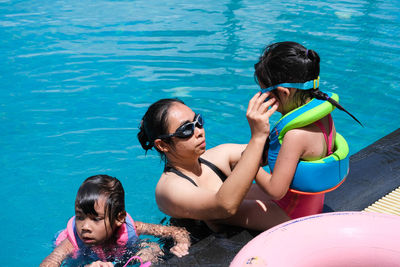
left=170, top=241, right=190, bottom=257
left=170, top=228, right=191, bottom=257
left=135, top=221, right=191, bottom=258
left=138, top=242, right=164, bottom=263
left=84, top=261, right=114, bottom=267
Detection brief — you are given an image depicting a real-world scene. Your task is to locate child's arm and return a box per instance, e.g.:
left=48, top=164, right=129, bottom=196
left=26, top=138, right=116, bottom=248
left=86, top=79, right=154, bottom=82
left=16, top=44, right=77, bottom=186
left=84, top=261, right=114, bottom=267
left=135, top=221, right=190, bottom=257
left=39, top=239, right=74, bottom=267
left=255, top=130, right=305, bottom=200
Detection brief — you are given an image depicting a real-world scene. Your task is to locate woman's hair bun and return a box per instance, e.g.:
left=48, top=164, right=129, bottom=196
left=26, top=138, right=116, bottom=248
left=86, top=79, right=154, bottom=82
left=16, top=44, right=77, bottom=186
left=138, top=120, right=154, bottom=151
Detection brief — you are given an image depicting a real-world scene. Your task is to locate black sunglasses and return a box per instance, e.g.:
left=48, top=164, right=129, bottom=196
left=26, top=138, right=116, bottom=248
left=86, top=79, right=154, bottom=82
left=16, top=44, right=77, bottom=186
left=158, top=113, right=204, bottom=140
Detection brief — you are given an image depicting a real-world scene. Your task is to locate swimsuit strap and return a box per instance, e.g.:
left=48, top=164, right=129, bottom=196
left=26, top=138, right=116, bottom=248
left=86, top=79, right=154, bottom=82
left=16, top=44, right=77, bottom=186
left=164, top=165, right=198, bottom=187
left=164, top=158, right=228, bottom=187
left=314, top=114, right=334, bottom=155
left=199, top=158, right=227, bottom=182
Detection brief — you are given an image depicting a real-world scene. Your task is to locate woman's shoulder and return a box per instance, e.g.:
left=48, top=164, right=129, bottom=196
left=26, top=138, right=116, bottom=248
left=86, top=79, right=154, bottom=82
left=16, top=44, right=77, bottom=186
left=203, top=143, right=246, bottom=173
left=156, top=171, right=180, bottom=190
left=155, top=174, right=190, bottom=217
left=156, top=170, right=197, bottom=196
left=155, top=169, right=216, bottom=218
left=204, top=143, right=246, bottom=159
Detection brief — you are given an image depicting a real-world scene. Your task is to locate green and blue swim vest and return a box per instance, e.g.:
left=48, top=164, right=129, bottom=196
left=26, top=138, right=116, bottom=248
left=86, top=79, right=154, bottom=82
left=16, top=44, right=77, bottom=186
left=267, top=92, right=349, bottom=194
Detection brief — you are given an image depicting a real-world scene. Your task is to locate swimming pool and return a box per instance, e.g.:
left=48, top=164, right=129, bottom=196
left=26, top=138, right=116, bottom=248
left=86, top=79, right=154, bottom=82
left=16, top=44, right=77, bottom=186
left=1, top=0, right=399, bottom=265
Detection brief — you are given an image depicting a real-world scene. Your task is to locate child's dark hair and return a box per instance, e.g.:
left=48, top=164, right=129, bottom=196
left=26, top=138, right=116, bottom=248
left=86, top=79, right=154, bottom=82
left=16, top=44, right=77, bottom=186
left=255, top=41, right=362, bottom=126
left=75, top=175, right=125, bottom=236
left=254, top=41, right=319, bottom=90
left=137, top=98, right=185, bottom=162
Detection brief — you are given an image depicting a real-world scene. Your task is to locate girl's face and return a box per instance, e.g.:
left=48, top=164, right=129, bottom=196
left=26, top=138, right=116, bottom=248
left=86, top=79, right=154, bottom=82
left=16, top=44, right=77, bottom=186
left=75, top=196, right=115, bottom=246
left=164, top=102, right=206, bottom=158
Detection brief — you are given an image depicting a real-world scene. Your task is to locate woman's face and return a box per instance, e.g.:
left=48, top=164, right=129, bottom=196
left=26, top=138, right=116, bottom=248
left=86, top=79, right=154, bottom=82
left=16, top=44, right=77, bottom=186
left=164, top=102, right=206, bottom=158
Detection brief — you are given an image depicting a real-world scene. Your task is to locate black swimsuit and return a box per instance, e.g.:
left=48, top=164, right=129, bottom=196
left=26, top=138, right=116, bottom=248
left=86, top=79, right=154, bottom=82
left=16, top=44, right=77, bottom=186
left=164, top=158, right=227, bottom=187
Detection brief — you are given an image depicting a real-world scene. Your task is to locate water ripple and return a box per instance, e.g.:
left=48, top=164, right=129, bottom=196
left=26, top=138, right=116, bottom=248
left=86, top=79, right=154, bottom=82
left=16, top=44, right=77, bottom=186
left=48, top=127, right=136, bottom=137
left=2, top=1, right=400, bottom=265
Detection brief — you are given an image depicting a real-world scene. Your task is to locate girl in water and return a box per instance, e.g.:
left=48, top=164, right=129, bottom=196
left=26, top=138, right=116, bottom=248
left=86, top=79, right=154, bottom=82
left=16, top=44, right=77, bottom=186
left=138, top=94, right=290, bottom=232
left=254, top=41, right=359, bottom=219
left=40, top=175, right=190, bottom=267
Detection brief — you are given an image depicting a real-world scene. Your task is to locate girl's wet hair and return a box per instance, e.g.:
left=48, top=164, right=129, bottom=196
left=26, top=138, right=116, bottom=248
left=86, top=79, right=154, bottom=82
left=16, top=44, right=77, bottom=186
left=254, top=41, right=320, bottom=89
left=255, top=41, right=362, bottom=126
left=137, top=98, right=185, bottom=162
left=75, top=175, right=125, bottom=232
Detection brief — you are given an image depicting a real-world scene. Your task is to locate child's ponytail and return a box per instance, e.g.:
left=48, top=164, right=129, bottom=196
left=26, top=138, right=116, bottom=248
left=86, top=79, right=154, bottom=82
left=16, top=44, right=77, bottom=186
left=306, top=49, right=320, bottom=81
left=310, top=89, right=363, bottom=126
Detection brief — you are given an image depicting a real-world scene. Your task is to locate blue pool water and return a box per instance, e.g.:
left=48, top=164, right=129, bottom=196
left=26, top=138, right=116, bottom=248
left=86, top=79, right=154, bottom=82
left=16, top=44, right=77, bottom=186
left=1, top=0, right=400, bottom=265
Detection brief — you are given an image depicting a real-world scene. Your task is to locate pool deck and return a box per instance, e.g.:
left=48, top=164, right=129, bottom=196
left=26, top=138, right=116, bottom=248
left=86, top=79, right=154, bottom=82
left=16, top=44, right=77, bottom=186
left=155, top=128, right=400, bottom=267
left=324, top=128, right=400, bottom=212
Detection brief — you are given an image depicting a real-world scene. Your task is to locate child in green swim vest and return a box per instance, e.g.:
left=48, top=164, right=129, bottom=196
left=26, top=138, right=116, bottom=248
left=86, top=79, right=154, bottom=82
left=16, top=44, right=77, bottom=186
left=253, top=41, right=360, bottom=219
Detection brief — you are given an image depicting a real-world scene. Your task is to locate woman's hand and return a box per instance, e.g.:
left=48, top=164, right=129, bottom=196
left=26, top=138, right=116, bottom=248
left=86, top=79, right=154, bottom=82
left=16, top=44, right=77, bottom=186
left=246, top=92, right=278, bottom=140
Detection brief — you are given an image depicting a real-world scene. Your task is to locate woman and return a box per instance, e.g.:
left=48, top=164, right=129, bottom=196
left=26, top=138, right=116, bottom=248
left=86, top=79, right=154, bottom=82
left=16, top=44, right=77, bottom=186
left=137, top=92, right=289, bottom=232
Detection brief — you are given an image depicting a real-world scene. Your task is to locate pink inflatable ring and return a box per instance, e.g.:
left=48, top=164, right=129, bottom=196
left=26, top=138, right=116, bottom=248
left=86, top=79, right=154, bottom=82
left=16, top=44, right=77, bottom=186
left=231, top=212, right=400, bottom=267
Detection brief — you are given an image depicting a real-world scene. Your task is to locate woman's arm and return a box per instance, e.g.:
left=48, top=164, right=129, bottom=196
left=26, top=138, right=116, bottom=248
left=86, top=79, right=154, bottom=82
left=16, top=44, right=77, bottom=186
left=206, top=92, right=278, bottom=215
left=157, top=92, right=278, bottom=220
left=135, top=221, right=190, bottom=257
left=220, top=143, right=247, bottom=170
left=40, top=239, right=74, bottom=267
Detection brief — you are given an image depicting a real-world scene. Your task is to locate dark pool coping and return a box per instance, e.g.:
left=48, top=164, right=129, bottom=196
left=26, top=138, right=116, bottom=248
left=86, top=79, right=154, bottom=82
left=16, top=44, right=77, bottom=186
left=155, top=128, right=400, bottom=267
left=324, top=128, right=400, bottom=212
